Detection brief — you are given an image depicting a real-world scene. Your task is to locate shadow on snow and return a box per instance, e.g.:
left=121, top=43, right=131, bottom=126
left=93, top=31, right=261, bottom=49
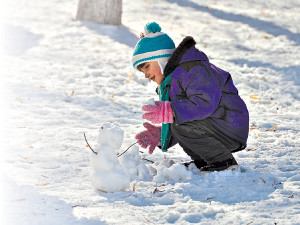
left=229, top=58, right=300, bottom=100
left=0, top=23, right=43, bottom=56
left=80, top=21, right=139, bottom=48
left=1, top=174, right=106, bottom=225
left=167, top=0, right=300, bottom=45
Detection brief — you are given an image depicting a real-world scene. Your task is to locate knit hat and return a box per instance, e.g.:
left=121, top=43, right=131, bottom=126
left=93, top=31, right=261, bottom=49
left=132, top=22, right=175, bottom=74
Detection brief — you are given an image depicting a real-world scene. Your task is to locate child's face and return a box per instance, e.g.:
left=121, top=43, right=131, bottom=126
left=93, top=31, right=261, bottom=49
left=139, top=61, right=164, bottom=85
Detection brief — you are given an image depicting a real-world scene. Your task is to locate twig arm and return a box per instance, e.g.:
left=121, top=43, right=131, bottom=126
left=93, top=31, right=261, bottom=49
left=117, top=141, right=138, bottom=157
left=84, top=133, right=97, bottom=155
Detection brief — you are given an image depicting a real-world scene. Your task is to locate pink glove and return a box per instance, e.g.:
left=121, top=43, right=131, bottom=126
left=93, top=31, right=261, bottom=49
left=135, top=122, right=161, bottom=154
left=142, top=101, right=174, bottom=124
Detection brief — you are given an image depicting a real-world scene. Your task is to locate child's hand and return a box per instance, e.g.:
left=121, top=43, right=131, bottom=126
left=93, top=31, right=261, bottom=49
left=142, top=101, right=174, bottom=124
left=135, top=122, right=161, bottom=154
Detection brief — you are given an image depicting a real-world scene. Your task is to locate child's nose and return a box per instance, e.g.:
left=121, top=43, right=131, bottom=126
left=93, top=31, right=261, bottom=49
left=145, top=73, right=150, bottom=79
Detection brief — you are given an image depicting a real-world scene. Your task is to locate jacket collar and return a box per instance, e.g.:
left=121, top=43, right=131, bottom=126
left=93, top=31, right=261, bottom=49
left=164, top=36, right=196, bottom=76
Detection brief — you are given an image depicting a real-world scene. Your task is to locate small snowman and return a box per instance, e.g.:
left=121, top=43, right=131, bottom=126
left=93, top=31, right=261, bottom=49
left=90, top=122, right=130, bottom=192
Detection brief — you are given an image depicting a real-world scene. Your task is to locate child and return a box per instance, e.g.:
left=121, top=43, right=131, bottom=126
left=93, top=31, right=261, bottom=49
left=133, top=22, right=249, bottom=173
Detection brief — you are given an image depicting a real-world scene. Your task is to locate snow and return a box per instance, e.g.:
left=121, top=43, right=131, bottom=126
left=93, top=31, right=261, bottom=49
left=154, top=163, right=193, bottom=183
left=1, top=0, right=300, bottom=224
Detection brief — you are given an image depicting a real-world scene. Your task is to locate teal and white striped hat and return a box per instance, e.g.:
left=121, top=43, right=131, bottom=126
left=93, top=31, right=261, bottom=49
left=132, top=22, right=175, bottom=72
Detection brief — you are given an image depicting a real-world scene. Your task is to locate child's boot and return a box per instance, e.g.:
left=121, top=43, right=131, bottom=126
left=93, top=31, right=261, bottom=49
left=183, top=159, right=207, bottom=169
left=199, top=157, right=238, bottom=175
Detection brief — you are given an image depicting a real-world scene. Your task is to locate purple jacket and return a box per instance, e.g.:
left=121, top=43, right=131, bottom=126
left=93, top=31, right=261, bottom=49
left=163, top=37, right=249, bottom=148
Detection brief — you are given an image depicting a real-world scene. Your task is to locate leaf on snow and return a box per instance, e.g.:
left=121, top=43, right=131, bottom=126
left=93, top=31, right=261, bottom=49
left=264, top=34, right=271, bottom=39
left=65, top=90, right=75, bottom=97
left=143, top=215, right=150, bottom=223
left=127, top=70, right=134, bottom=83
left=95, top=39, right=102, bottom=44
left=250, top=123, right=259, bottom=130
left=16, top=97, right=23, bottom=103
left=250, top=95, right=261, bottom=100
left=261, top=11, right=270, bottom=16
left=10, top=198, right=26, bottom=202
left=260, top=178, right=266, bottom=184
left=153, top=188, right=164, bottom=194
left=266, top=125, right=278, bottom=131
left=35, top=182, right=50, bottom=186
left=253, top=133, right=261, bottom=137
left=20, top=156, right=30, bottom=160
left=200, top=42, right=209, bottom=47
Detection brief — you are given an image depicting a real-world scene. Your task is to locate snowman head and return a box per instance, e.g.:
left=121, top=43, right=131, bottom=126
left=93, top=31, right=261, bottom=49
left=98, top=122, right=124, bottom=150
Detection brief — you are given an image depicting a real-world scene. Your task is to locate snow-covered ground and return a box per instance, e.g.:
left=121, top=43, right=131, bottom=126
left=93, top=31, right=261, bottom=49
left=1, top=0, right=300, bottom=224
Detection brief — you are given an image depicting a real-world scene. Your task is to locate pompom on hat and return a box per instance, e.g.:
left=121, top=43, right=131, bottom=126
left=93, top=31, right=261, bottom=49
left=132, top=22, right=175, bottom=73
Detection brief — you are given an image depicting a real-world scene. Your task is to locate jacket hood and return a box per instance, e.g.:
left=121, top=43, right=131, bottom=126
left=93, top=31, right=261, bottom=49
left=164, top=36, right=209, bottom=76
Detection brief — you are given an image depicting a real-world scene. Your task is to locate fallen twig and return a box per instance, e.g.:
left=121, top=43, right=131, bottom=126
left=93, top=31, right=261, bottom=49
left=153, top=187, right=165, bottom=194
left=143, top=215, right=150, bottom=223
left=83, top=133, right=97, bottom=155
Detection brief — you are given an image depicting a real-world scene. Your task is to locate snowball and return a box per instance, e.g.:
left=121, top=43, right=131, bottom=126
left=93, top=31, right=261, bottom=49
left=119, top=145, right=151, bottom=181
left=156, top=158, right=175, bottom=168
left=144, top=98, right=156, bottom=106
left=154, top=164, right=192, bottom=183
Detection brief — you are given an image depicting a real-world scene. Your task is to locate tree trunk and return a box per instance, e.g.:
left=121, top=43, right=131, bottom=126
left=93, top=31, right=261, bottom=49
left=76, top=0, right=122, bottom=25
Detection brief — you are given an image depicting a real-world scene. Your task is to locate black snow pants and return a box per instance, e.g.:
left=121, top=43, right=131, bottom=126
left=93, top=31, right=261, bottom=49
left=170, top=119, right=241, bottom=164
